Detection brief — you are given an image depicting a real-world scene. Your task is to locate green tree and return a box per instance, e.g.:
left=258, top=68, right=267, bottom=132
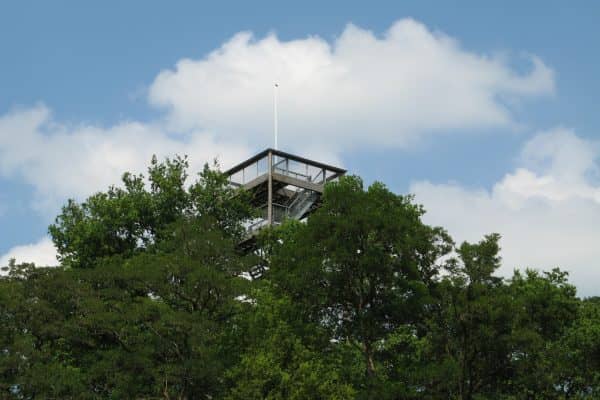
left=265, top=176, right=452, bottom=382
left=224, top=288, right=357, bottom=400
left=423, top=234, right=516, bottom=399
left=2, top=156, right=596, bottom=399
left=505, top=268, right=579, bottom=398
left=552, top=297, right=600, bottom=398
left=425, top=235, right=580, bottom=400
left=1, top=156, right=257, bottom=398
left=76, top=218, right=255, bottom=398
left=49, top=156, right=253, bottom=268
left=0, top=262, right=91, bottom=398
left=1, top=218, right=255, bottom=399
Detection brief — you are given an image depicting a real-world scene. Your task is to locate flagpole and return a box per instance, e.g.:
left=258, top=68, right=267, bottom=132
left=273, top=83, right=278, bottom=150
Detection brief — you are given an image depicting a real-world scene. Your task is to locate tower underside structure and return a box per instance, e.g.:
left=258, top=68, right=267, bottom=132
left=225, top=148, right=346, bottom=253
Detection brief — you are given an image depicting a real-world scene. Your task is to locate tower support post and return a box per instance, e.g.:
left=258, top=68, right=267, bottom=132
left=267, top=150, right=273, bottom=224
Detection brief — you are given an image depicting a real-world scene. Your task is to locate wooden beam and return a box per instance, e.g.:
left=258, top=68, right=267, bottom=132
left=271, top=172, right=324, bottom=193
left=241, top=174, right=268, bottom=191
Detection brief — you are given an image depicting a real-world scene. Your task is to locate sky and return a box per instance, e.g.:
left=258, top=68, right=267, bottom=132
left=1, top=1, right=600, bottom=295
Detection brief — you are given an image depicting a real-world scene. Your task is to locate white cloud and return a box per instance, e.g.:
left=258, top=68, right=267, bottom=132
left=0, top=236, right=58, bottom=269
left=0, top=18, right=560, bottom=280
left=0, top=19, right=554, bottom=216
left=411, top=128, right=600, bottom=296
left=0, top=105, right=252, bottom=215
left=149, top=18, right=554, bottom=153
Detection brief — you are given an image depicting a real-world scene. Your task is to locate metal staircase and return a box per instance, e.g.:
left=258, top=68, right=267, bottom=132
left=287, top=189, right=319, bottom=220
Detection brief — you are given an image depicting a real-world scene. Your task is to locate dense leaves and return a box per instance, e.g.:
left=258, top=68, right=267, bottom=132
left=265, top=176, right=452, bottom=379
left=1, top=158, right=598, bottom=399
left=49, top=156, right=254, bottom=268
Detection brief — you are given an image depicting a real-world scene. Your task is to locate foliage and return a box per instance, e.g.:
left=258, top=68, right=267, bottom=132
left=224, top=288, right=357, bottom=399
left=49, top=156, right=254, bottom=268
left=265, top=176, right=452, bottom=380
left=0, top=158, right=597, bottom=399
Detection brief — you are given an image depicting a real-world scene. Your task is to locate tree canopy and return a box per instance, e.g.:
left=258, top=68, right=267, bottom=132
left=1, top=156, right=598, bottom=399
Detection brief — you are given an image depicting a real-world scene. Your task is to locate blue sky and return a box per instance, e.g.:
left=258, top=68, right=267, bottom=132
left=1, top=1, right=600, bottom=295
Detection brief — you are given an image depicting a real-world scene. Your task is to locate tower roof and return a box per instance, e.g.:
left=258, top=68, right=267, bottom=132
left=224, top=148, right=346, bottom=177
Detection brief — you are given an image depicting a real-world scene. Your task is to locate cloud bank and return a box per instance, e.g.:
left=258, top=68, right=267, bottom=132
left=0, top=106, right=251, bottom=215
left=412, top=129, right=600, bottom=296
left=0, top=19, right=554, bottom=216
left=150, top=19, right=553, bottom=153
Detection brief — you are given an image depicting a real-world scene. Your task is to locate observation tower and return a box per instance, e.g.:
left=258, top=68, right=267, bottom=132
left=225, top=148, right=346, bottom=255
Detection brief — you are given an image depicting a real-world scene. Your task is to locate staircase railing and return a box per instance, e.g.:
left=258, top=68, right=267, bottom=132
left=287, top=189, right=318, bottom=220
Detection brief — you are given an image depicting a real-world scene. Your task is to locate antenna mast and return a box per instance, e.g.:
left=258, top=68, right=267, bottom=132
left=273, top=83, right=279, bottom=150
